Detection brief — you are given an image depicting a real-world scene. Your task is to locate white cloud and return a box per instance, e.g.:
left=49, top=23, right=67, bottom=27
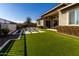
left=32, top=20, right=36, bottom=23
left=13, top=20, right=24, bottom=23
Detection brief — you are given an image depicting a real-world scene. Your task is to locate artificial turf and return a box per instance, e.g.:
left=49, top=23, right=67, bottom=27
left=26, top=30, right=79, bottom=56
left=4, top=30, right=79, bottom=56
left=7, top=36, right=25, bottom=56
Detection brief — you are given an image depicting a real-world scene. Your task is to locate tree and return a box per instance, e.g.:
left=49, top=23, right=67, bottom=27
left=24, top=17, right=32, bottom=24
left=24, top=17, right=37, bottom=27
left=1, top=28, right=9, bottom=36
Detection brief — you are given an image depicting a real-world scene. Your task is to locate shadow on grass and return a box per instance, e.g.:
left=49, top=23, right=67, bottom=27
left=23, top=33, right=27, bottom=56
left=0, top=40, right=15, bottom=56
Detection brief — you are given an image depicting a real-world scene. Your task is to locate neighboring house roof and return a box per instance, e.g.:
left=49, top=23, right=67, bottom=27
left=0, top=18, right=16, bottom=24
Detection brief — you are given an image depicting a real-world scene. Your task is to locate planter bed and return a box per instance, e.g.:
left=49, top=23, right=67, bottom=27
left=0, top=37, right=10, bottom=47
left=0, top=29, right=22, bottom=51
left=8, top=30, right=22, bottom=39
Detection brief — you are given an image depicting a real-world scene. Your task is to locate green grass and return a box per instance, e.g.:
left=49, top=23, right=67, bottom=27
left=3, top=30, right=79, bottom=56
left=7, top=36, right=25, bottom=56
left=26, top=30, right=79, bottom=56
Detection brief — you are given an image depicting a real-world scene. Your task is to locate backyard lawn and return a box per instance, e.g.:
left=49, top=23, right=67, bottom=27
left=26, top=30, right=79, bottom=56
left=0, top=35, right=25, bottom=56
left=2, top=30, right=79, bottom=56
left=7, top=36, right=25, bottom=56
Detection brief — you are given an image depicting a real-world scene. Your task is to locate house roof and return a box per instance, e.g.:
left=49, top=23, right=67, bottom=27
left=0, top=18, right=17, bottom=24
left=41, top=3, right=72, bottom=17
left=37, top=3, right=73, bottom=21
left=37, top=4, right=65, bottom=21
left=58, top=3, right=76, bottom=11
left=41, top=3, right=61, bottom=16
left=36, top=18, right=42, bottom=21
left=42, top=3, right=68, bottom=17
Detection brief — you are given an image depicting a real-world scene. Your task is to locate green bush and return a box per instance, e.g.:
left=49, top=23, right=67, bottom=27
left=0, top=29, right=2, bottom=36
left=37, top=26, right=46, bottom=29
left=57, top=26, right=79, bottom=36
left=1, top=28, right=10, bottom=36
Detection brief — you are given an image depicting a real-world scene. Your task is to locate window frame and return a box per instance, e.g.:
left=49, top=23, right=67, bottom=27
left=69, top=9, right=75, bottom=24
left=75, top=8, right=79, bottom=24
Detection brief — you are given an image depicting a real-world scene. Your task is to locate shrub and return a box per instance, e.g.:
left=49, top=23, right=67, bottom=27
left=0, top=29, right=2, bottom=36
left=57, top=26, right=79, bottom=36
left=17, top=25, right=22, bottom=30
left=37, top=26, right=46, bottom=29
left=1, top=28, right=10, bottom=36
left=25, top=23, right=37, bottom=27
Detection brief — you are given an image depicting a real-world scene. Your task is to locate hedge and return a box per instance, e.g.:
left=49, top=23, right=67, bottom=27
left=57, top=26, right=79, bottom=36
left=37, top=26, right=46, bottom=29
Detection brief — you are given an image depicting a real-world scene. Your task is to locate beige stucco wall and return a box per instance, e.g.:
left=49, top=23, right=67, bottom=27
left=37, top=19, right=44, bottom=26
left=59, top=11, right=69, bottom=26
left=59, top=4, right=79, bottom=26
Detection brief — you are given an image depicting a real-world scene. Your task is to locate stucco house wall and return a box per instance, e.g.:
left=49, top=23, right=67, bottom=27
left=59, top=4, right=79, bottom=26
left=37, top=19, right=44, bottom=26
left=59, top=11, right=69, bottom=26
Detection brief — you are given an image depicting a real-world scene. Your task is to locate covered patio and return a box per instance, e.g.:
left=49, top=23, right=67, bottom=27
left=42, top=11, right=59, bottom=28
left=40, top=3, right=70, bottom=29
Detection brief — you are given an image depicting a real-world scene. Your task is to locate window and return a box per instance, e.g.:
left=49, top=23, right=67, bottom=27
left=75, top=9, right=79, bottom=24
left=69, top=9, right=75, bottom=24
left=69, top=8, right=79, bottom=25
left=38, top=21, right=40, bottom=25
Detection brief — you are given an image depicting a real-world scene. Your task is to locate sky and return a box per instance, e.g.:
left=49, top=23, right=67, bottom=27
left=0, top=3, right=59, bottom=23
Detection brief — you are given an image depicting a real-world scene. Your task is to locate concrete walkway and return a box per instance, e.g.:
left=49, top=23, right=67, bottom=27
left=25, top=30, right=44, bottom=34
left=46, top=29, right=57, bottom=32
left=0, top=29, right=23, bottom=51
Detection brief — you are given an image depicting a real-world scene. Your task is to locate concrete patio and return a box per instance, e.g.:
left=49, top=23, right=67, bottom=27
left=25, top=27, right=44, bottom=34
left=46, top=29, right=57, bottom=32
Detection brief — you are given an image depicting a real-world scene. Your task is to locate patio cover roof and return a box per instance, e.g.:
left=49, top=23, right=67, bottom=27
left=58, top=3, right=76, bottom=11
left=41, top=3, right=65, bottom=17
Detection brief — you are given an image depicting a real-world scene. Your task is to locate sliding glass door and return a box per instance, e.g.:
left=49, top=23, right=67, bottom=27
left=69, top=8, right=79, bottom=25
left=76, top=9, right=79, bottom=24
left=69, top=9, right=75, bottom=24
